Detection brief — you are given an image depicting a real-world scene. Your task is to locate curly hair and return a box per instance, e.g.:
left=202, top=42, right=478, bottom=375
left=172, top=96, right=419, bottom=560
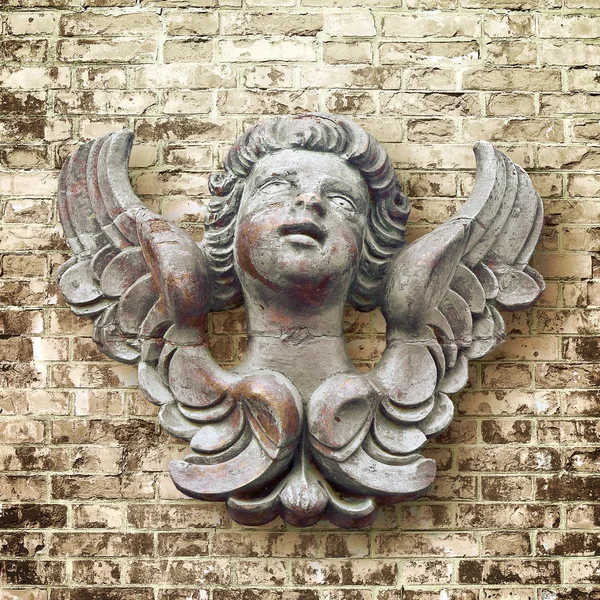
left=202, top=113, right=410, bottom=312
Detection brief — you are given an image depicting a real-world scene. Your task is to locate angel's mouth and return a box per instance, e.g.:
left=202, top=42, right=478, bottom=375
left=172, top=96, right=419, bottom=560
left=279, top=222, right=326, bottom=247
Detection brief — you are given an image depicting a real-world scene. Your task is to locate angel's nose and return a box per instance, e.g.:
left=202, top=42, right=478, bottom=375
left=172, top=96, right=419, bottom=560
left=294, top=192, right=325, bottom=217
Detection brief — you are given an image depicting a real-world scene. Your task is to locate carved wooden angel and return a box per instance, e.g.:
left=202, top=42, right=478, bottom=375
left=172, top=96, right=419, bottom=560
left=57, top=114, right=545, bottom=528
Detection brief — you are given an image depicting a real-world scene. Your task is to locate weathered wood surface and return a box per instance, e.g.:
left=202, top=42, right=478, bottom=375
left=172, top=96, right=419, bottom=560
left=56, top=114, right=545, bottom=528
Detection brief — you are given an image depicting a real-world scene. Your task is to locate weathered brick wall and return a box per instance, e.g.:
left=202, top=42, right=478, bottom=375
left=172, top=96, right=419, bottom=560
left=1, top=0, right=599, bottom=598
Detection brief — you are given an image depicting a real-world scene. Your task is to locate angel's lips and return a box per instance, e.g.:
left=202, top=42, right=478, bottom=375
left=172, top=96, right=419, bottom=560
left=278, top=222, right=327, bottom=248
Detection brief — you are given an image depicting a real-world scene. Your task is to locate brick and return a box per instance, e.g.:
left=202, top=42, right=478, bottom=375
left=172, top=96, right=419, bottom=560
left=481, top=419, right=532, bottom=443
left=291, top=560, right=397, bottom=585
left=564, top=391, right=600, bottom=416
left=324, top=41, right=373, bottom=64
left=407, top=67, right=456, bottom=90
left=221, top=11, right=322, bottom=35
left=220, top=39, right=317, bottom=62
left=50, top=533, right=154, bottom=557
left=57, top=39, right=157, bottom=63
left=482, top=532, right=531, bottom=556
left=565, top=560, right=600, bottom=584
left=326, top=91, right=376, bottom=114
left=52, top=475, right=154, bottom=500
left=324, top=11, right=375, bottom=36
left=483, top=14, right=534, bottom=37
left=1, top=40, right=48, bottom=63
left=405, top=560, right=453, bottom=585
left=374, top=533, right=478, bottom=557
left=537, top=532, right=600, bottom=556
left=5, top=12, right=57, bottom=35
left=380, top=41, right=479, bottom=64
left=72, top=560, right=121, bottom=585
left=132, top=64, right=235, bottom=89
left=127, top=504, right=229, bottom=528
left=486, top=93, right=535, bottom=116
left=157, top=533, right=210, bottom=556
left=457, top=504, right=559, bottom=529
left=463, top=68, right=561, bottom=91
left=481, top=476, right=534, bottom=501
left=236, top=560, right=287, bottom=585
left=72, top=504, right=123, bottom=529
left=55, top=91, right=157, bottom=115
left=458, top=447, right=560, bottom=472
left=126, top=559, right=230, bottom=584
left=0, top=561, right=65, bottom=585
left=50, top=590, right=153, bottom=600
left=0, top=532, right=45, bottom=558
left=59, top=12, right=160, bottom=36
left=218, top=90, right=319, bottom=114
left=537, top=475, right=600, bottom=501
left=0, top=504, right=67, bottom=529
left=77, top=66, right=127, bottom=89
left=382, top=13, right=479, bottom=37
left=213, top=532, right=319, bottom=557
left=381, top=92, right=480, bottom=116
left=458, top=560, right=560, bottom=584
left=538, top=419, right=600, bottom=444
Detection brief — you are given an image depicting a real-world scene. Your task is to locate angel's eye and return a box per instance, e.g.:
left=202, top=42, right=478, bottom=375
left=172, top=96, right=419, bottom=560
left=259, top=179, right=291, bottom=193
left=329, top=195, right=356, bottom=213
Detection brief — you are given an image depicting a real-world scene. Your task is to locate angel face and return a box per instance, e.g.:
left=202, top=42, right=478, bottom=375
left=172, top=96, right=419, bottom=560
left=234, top=149, right=370, bottom=306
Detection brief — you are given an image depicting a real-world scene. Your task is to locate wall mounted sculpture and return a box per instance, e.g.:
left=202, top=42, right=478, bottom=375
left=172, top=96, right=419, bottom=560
left=56, top=113, right=545, bottom=528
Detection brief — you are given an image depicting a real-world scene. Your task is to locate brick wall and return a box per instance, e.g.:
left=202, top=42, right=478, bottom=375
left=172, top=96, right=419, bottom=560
left=1, top=0, right=599, bottom=598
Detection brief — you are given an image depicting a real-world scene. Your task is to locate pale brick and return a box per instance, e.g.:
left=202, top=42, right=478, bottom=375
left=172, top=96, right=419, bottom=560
left=325, top=90, right=376, bottom=114
left=165, top=11, right=219, bottom=35
left=407, top=67, right=456, bottom=90
left=5, top=12, right=57, bottom=35
left=220, top=39, right=317, bottom=62
left=483, top=14, right=534, bottom=37
left=221, top=12, right=323, bottom=35
left=382, top=13, right=479, bottom=37
left=0, top=67, right=70, bottom=89
left=324, top=11, right=376, bottom=37
left=542, top=42, right=600, bottom=66
left=569, top=68, right=600, bottom=91
left=381, top=92, right=480, bottom=116
left=244, top=65, right=293, bottom=88
left=59, top=12, right=161, bottom=36
left=217, top=90, right=319, bottom=114
left=55, top=91, right=157, bottom=115
left=485, top=40, right=537, bottom=65
left=132, top=64, right=235, bottom=89
left=486, top=92, right=535, bottom=116
left=463, top=67, right=562, bottom=91
left=163, top=39, right=213, bottom=63
left=462, top=118, right=564, bottom=143
left=324, top=40, right=373, bottom=63
left=380, top=41, right=479, bottom=64
left=163, top=91, right=212, bottom=114
left=58, top=38, right=157, bottom=63
left=540, top=15, right=600, bottom=38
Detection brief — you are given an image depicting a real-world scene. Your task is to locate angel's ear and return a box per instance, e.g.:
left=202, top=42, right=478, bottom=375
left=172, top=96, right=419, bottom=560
left=380, top=220, right=470, bottom=336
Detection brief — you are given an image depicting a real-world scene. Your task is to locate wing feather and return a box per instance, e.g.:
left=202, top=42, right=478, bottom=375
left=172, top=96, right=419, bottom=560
left=57, top=129, right=304, bottom=504
left=308, top=141, right=545, bottom=498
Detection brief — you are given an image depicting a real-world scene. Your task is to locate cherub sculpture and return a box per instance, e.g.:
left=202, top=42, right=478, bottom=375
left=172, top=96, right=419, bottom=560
left=57, top=114, right=545, bottom=528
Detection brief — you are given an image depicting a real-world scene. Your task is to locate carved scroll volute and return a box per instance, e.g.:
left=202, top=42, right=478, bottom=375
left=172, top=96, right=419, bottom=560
left=56, top=115, right=545, bottom=528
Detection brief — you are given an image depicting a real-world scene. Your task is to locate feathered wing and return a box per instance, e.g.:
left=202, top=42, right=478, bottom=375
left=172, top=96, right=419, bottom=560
left=57, top=130, right=303, bottom=500
left=308, top=141, right=544, bottom=497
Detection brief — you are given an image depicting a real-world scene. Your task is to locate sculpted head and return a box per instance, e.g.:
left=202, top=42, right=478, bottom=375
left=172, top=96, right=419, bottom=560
left=203, top=114, right=410, bottom=312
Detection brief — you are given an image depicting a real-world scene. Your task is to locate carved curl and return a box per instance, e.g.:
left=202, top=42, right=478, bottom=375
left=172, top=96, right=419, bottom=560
left=203, top=113, right=410, bottom=312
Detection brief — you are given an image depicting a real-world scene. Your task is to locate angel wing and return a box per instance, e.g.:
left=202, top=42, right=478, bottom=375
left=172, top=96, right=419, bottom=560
left=308, top=141, right=544, bottom=497
left=57, top=129, right=303, bottom=500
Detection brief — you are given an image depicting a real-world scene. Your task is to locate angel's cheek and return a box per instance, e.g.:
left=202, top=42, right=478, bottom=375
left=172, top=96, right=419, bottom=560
left=234, top=213, right=278, bottom=292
